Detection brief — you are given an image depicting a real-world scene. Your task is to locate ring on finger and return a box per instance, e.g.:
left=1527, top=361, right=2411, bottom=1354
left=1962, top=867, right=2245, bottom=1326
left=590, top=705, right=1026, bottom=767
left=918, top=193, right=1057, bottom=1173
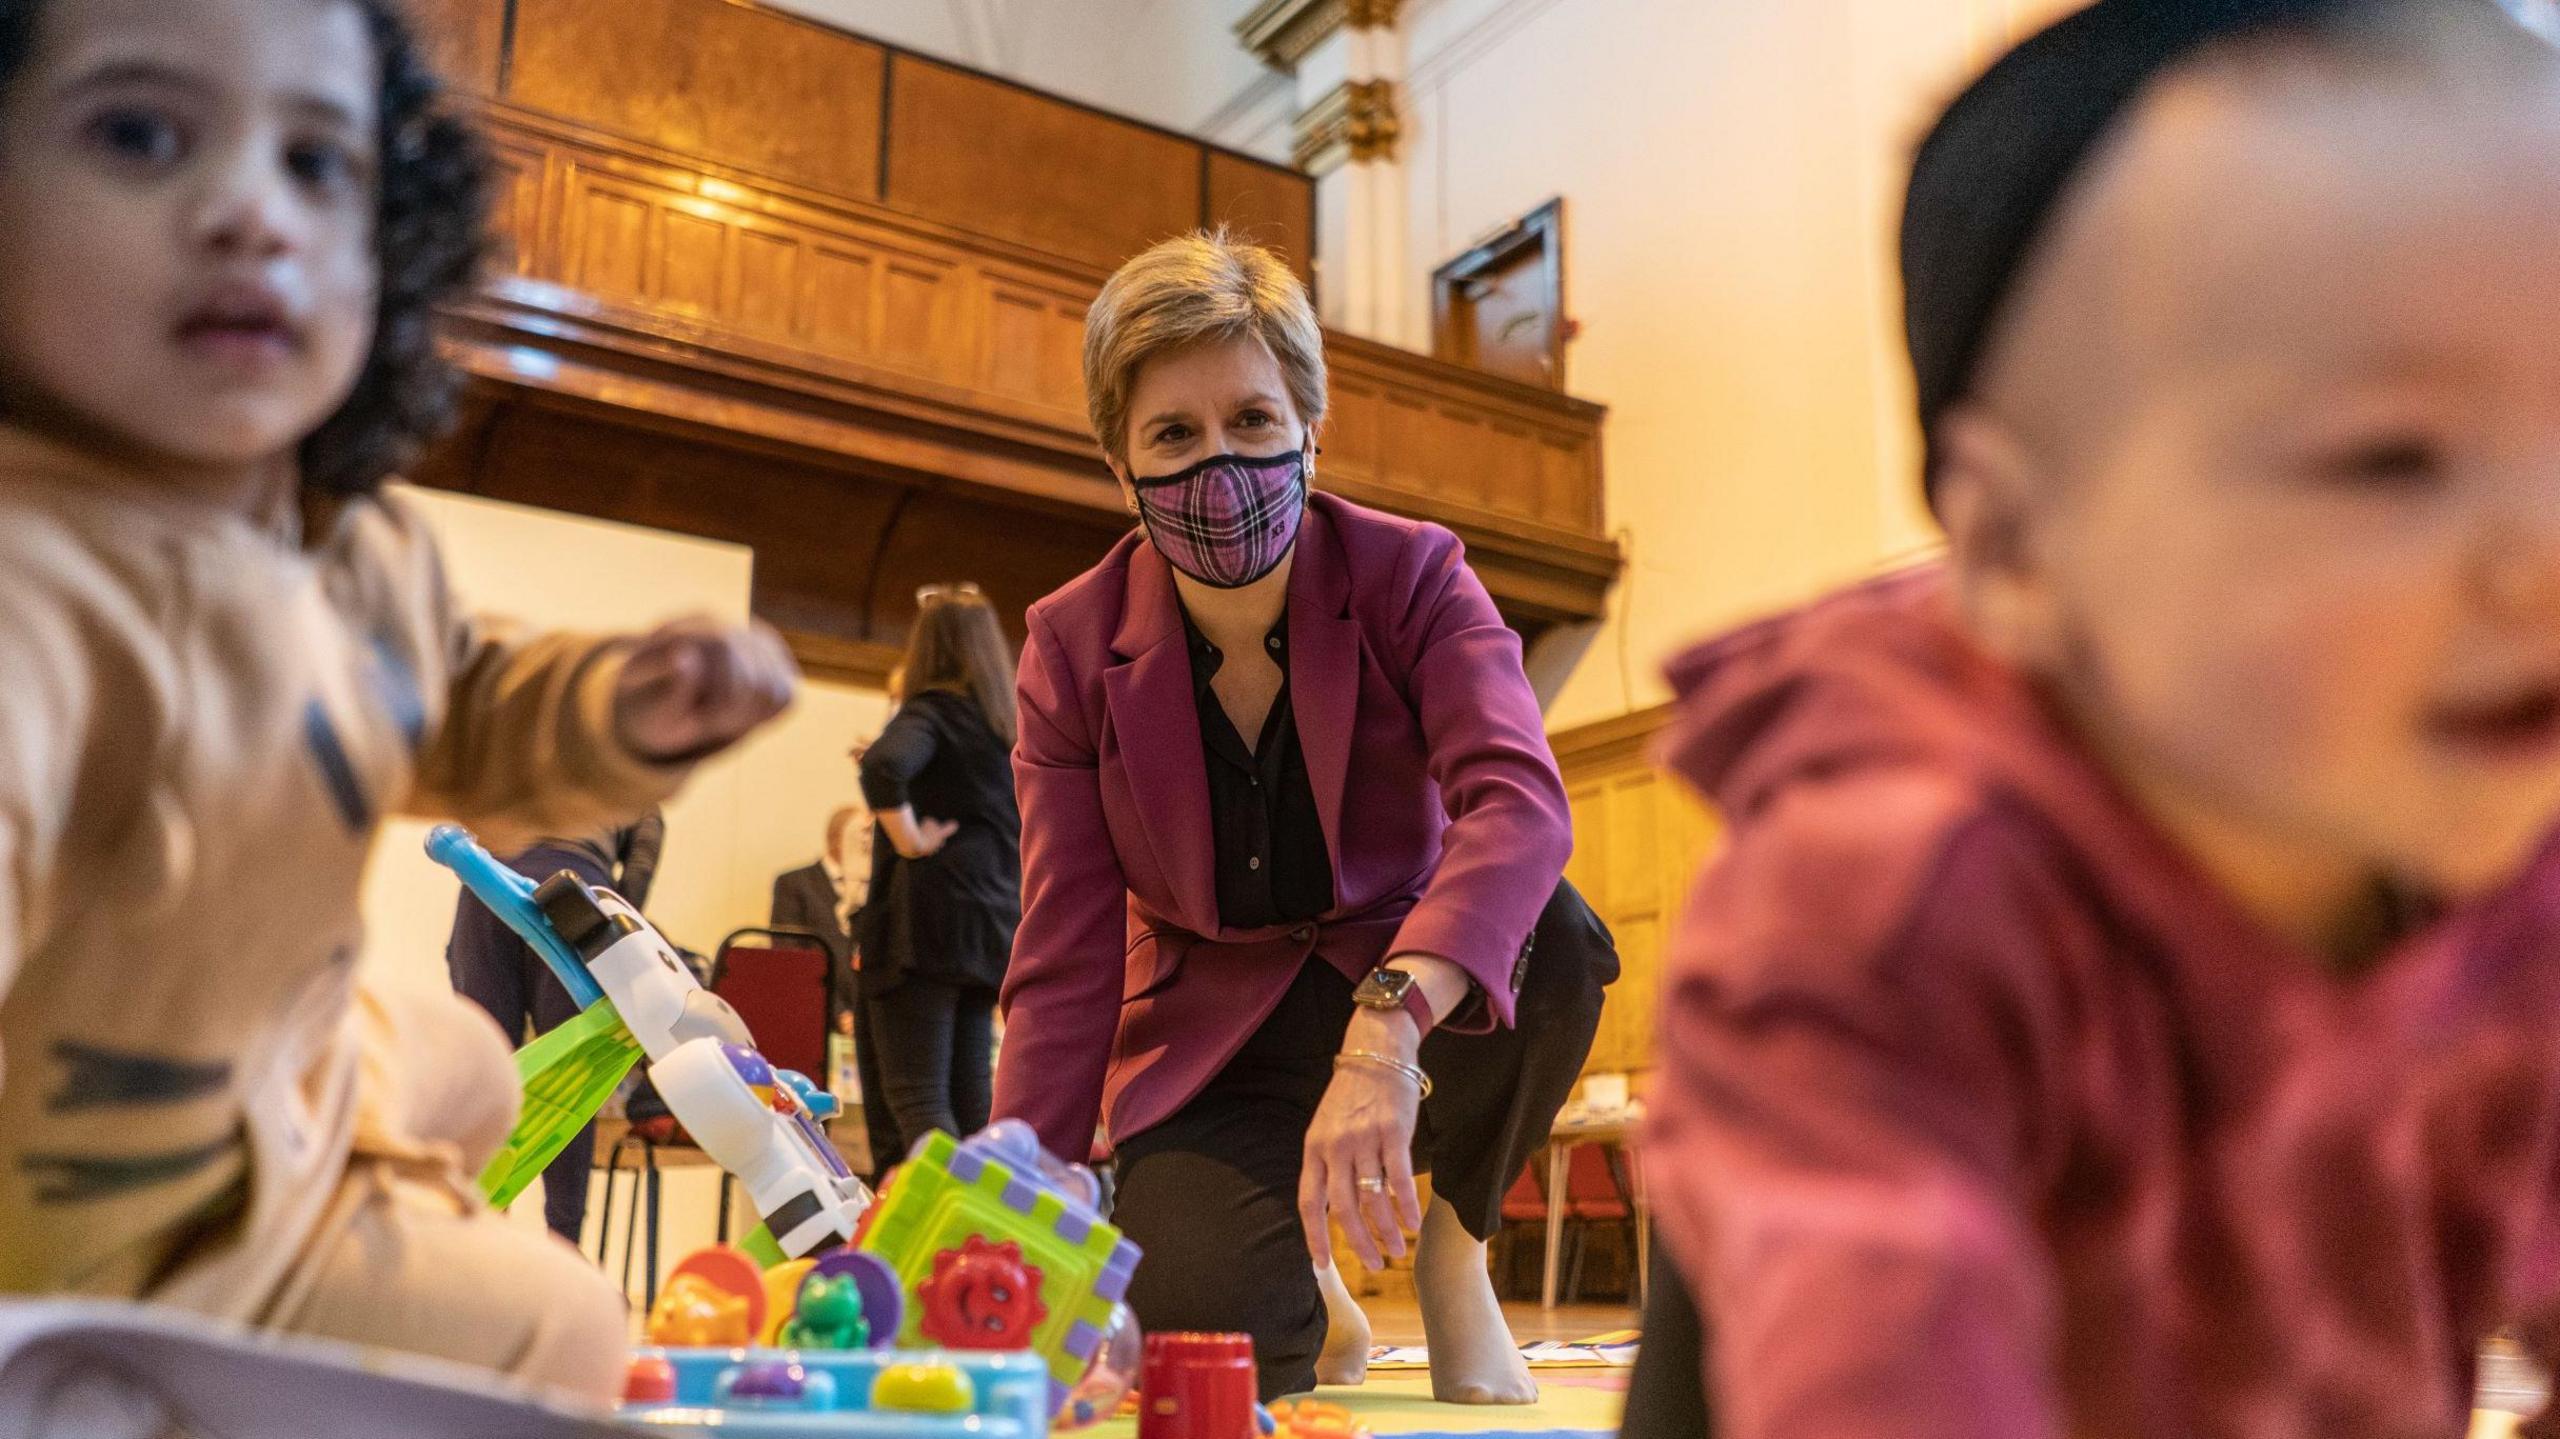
left=1356, top=1174, right=1388, bottom=1194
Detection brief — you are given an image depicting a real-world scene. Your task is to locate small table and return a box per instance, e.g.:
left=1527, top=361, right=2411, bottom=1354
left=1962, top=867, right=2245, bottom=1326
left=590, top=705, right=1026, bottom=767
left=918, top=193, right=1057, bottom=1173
left=1541, top=1113, right=1647, bottom=1310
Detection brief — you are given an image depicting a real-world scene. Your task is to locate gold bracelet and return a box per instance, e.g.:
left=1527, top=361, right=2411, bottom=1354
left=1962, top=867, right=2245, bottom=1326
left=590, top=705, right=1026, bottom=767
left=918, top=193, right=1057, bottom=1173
left=1335, top=1049, right=1434, bottom=1100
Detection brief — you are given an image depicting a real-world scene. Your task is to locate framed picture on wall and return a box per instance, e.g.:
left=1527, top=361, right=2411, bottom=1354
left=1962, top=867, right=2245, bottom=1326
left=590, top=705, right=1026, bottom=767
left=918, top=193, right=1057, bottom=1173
left=1430, top=197, right=1569, bottom=390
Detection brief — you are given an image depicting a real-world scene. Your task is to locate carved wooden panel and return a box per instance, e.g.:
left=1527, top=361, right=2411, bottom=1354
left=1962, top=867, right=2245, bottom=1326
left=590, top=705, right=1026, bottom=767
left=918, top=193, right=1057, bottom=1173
left=446, top=111, right=1614, bottom=633
left=1205, top=151, right=1315, bottom=284
left=883, top=56, right=1201, bottom=273
left=508, top=0, right=886, bottom=199
left=1323, top=336, right=1605, bottom=538
left=498, top=121, right=1106, bottom=428
left=977, top=277, right=1089, bottom=414
left=405, top=0, right=507, bottom=94
left=1553, top=708, right=1721, bottom=1078
left=484, top=138, right=548, bottom=278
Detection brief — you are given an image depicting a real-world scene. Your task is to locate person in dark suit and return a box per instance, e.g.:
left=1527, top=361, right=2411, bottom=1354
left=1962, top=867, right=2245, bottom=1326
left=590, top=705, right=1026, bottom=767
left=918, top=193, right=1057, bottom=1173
left=768, top=805, right=901, bottom=1184
left=995, top=233, right=1616, bottom=1403
left=447, top=811, right=663, bottom=1244
left=856, top=587, right=1022, bottom=1154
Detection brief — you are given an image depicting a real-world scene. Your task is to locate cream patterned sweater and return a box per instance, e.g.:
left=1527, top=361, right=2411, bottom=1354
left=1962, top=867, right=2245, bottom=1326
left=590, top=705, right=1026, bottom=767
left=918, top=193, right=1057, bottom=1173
left=0, top=427, right=683, bottom=1316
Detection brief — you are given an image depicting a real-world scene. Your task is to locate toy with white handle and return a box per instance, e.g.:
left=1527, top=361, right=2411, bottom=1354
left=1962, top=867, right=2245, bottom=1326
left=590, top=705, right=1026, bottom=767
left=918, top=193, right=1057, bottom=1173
left=427, top=825, right=871, bottom=1258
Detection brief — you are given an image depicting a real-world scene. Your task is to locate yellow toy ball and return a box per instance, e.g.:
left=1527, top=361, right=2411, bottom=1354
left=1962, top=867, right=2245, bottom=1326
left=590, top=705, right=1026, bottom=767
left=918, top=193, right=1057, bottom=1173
left=871, top=1362, right=976, bottom=1414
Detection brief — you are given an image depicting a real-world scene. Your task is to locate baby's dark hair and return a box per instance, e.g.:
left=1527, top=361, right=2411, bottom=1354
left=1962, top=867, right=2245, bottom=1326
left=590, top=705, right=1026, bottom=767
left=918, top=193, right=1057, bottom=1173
left=0, top=0, right=492, bottom=496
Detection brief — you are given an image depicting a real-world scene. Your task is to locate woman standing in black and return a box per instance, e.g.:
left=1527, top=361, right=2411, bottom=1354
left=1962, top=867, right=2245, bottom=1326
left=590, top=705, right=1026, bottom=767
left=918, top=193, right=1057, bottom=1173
left=856, top=585, right=1023, bottom=1147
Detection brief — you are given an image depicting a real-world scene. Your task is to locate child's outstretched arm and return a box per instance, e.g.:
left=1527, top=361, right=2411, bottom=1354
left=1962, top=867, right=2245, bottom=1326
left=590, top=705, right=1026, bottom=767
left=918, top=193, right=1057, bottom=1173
left=374, top=495, right=796, bottom=846
left=411, top=613, right=795, bottom=846
left=1646, top=796, right=2071, bottom=1439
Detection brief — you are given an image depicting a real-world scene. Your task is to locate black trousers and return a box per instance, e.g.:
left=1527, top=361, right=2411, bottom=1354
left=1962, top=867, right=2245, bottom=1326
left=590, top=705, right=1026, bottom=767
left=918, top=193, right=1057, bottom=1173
left=839, top=981, right=906, bottom=1184
left=865, top=974, right=998, bottom=1146
left=1112, top=879, right=1616, bottom=1401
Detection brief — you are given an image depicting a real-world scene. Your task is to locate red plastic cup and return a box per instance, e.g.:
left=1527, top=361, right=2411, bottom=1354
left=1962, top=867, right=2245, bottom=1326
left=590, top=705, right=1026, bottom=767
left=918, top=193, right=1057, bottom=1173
left=1137, top=1332, right=1258, bottom=1439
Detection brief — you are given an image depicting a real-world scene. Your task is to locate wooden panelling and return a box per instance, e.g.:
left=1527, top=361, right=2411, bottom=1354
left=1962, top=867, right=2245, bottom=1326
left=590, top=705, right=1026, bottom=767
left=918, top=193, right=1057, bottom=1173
left=1323, top=332, right=1608, bottom=546
left=883, top=56, right=1202, bottom=273
left=434, top=83, right=1613, bottom=663
left=406, top=0, right=508, bottom=94
left=508, top=0, right=886, bottom=200
left=1552, top=707, right=1721, bottom=1078
left=480, top=0, right=1315, bottom=305
left=978, top=278, right=1089, bottom=412
left=483, top=139, right=548, bottom=277
left=1206, top=151, right=1316, bottom=284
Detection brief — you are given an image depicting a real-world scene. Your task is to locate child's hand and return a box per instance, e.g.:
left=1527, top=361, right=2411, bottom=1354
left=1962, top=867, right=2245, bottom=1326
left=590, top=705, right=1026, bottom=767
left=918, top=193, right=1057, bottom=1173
left=614, top=618, right=798, bottom=763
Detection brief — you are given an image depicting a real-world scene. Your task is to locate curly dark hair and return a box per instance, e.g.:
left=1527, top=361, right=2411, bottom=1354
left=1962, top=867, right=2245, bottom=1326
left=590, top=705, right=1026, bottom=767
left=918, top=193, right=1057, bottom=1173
left=0, top=0, right=492, bottom=496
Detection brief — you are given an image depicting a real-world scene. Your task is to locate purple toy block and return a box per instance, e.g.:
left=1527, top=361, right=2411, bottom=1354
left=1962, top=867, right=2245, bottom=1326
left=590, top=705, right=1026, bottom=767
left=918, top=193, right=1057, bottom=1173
left=947, top=1148, right=987, bottom=1184
left=1062, top=1320, right=1102, bottom=1363
left=1002, top=1177, right=1039, bottom=1212
left=1054, top=1210, right=1092, bottom=1245
left=1096, top=1255, right=1137, bottom=1305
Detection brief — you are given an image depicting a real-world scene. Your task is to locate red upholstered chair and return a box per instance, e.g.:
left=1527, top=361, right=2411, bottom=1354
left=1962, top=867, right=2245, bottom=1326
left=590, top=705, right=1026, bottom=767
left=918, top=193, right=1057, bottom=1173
left=1489, top=1160, right=1550, bottom=1298
left=1561, top=1142, right=1637, bottom=1303
left=709, top=926, right=832, bottom=1082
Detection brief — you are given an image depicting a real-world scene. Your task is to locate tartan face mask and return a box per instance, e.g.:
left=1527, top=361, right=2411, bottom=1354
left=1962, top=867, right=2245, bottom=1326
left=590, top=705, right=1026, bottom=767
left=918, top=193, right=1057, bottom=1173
left=1130, top=447, right=1309, bottom=589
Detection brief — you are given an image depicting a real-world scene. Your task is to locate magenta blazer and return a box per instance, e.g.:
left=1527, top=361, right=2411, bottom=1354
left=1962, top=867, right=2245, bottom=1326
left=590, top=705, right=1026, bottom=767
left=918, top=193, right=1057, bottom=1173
left=992, top=492, right=1574, bottom=1161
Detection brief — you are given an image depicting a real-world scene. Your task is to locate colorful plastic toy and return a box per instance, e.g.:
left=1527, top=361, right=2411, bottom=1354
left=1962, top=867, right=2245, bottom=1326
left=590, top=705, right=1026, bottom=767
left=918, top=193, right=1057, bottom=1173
left=623, top=1345, right=1051, bottom=1436
left=1263, top=1399, right=1371, bottom=1439
left=646, top=1246, right=767, bottom=1348
left=916, top=1235, right=1048, bottom=1347
left=812, top=1250, right=907, bottom=1343
left=872, top=1362, right=976, bottom=1414
left=1058, top=1303, right=1144, bottom=1430
left=624, top=1354, right=680, bottom=1406
left=760, top=1258, right=819, bottom=1346
left=1134, top=1332, right=1257, bottom=1439
left=646, top=1272, right=756, bottom=1349
left=855, top=1123, right=1142, bottom=1413
left=781, top=1274, right=871, bottom=1350
left=428, top=826, right=871, bottom=1257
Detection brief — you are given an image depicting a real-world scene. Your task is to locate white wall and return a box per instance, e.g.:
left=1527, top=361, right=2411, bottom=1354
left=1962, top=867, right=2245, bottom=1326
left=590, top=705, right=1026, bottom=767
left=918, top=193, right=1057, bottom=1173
left=1397, top=0, right=2087, bottom=729
left=758, top=0, right=1295, bottom=160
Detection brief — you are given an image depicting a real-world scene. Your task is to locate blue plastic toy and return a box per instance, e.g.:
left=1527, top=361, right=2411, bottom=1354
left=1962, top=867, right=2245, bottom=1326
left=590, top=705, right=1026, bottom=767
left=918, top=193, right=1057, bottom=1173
left=621, top=1346, right=1051, bottom=1437
left=428, top=825, right=870, bottom=1258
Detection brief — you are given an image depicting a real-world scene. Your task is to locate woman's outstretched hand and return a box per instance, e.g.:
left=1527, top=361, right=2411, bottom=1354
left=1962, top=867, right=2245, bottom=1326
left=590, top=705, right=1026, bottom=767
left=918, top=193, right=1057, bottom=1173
left=1300, top=1010, right=1427, bottom=1272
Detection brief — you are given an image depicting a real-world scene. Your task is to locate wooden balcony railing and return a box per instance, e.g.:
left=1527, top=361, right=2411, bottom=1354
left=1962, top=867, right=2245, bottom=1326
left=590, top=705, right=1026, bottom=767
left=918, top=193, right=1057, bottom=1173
left=408, top=0, right=1616, bottom=676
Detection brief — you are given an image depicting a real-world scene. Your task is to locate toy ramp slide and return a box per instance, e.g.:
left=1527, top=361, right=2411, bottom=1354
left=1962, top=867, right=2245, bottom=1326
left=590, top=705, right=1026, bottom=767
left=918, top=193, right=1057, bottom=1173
left=0, top=1302, right=628, bottom=1439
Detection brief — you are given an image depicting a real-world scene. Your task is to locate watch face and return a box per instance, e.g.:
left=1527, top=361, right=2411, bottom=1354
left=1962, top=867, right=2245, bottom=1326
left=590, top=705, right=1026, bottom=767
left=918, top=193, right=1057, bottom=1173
left=1355, top=969, right=1414, bottom=1007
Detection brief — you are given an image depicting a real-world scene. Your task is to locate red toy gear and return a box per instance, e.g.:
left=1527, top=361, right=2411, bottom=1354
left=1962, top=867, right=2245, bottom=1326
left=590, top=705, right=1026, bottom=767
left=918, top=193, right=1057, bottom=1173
left=915, top=1235, right=1049, bottom=1348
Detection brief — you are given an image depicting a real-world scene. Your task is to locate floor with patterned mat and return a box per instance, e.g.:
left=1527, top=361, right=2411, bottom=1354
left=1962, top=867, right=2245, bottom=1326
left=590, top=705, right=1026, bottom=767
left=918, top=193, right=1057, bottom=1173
left=1081, top=1370, right=1628, bottom=1439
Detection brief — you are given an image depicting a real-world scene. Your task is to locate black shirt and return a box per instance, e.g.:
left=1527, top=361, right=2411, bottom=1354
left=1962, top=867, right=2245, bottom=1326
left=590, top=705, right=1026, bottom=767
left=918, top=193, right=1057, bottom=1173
left=855, top=689, right=1023, bottom=989
left=1181, top=607, right=1335, bottom=932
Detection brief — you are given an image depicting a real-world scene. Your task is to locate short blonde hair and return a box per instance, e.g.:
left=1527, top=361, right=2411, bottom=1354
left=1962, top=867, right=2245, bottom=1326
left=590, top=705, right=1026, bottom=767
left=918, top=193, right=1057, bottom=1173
left=1083, top=231, right=1327, bottom=464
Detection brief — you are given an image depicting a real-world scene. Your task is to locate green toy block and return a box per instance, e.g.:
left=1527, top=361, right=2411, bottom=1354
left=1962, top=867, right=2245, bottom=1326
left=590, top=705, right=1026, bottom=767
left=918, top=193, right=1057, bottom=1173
left=855, top=1131, right=1140, bottom=1409
left=479, top=1001, right=645, bottom=1209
